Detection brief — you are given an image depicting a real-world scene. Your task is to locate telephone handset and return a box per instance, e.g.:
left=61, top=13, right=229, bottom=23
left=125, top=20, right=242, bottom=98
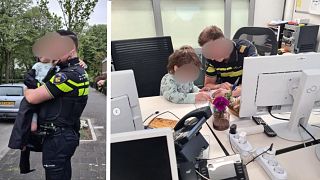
left=174, top=106, right=212, bottom=131
left=174, top=106, right=212, bottom=146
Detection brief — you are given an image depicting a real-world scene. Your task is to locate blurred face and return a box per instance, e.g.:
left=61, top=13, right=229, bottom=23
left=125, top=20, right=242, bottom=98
left=173, top=63, right=200, bottom=83
left=39, top=57, right=51, bottom=63
left=32, top=32, right=76, bottom=63
left=202, top=38, right=233, bottom=62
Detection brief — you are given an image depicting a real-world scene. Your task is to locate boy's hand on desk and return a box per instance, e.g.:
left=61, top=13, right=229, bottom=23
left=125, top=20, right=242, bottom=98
left=195, top=92, right=211, bottom=103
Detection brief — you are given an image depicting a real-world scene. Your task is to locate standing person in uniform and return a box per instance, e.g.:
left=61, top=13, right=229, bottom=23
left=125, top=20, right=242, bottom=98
left=23, top=30, right=89, bottom=180
left=198, top=25, right=258, bottom=97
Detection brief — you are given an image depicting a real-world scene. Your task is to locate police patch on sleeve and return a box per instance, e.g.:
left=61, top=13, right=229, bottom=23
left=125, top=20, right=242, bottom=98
left=53, top=73, right=67, bottom=85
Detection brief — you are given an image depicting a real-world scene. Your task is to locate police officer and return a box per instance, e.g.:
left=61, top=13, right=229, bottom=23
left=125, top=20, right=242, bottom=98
left=24, top=30, right=89, bottom=180
left=198, top=25, right=258, bottom=97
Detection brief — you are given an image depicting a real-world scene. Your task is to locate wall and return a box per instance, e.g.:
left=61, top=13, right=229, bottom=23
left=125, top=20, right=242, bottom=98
left=253, top=0, right=285, bottom=27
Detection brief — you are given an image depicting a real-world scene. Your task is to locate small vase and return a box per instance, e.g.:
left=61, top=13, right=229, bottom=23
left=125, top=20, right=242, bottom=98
left=212, top=111, right=230, bottom=131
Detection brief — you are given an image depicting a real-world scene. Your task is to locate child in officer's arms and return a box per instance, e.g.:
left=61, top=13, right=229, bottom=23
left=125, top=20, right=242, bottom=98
left=29, top=57, right=87, bottom=132
left=29, top=57, right=54, bottom=132
left=160, top=45, right=211, bottom=104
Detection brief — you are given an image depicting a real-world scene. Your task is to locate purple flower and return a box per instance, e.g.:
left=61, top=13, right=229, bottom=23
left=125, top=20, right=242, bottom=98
left=213, top=96, right=229, bottom=112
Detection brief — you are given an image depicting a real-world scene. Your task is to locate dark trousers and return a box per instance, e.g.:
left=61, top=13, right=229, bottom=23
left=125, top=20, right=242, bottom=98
left=42, top=128, right=79, bottom=180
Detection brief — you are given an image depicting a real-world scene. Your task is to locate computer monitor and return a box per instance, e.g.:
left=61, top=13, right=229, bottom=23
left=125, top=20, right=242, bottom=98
left=111, top=70, right=143, bottom=133
left=111, top=128, right=179, bottom=180
left=240, top=53, right=320, bottom=141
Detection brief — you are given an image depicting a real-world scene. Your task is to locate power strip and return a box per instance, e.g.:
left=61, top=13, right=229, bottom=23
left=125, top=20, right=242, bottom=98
left=255, top=147, right=288, bottom=180
left=229, top=131, right=254, bottom=159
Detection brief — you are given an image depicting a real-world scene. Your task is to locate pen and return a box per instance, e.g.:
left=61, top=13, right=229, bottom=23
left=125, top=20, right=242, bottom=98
left=232, top=77, right=240, bottom=91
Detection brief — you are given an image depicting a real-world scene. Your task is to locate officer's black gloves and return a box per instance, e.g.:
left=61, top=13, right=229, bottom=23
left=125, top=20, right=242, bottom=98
left=42, top=66, right=57, bottom=83
left=24, top=69, right=40, bottom=89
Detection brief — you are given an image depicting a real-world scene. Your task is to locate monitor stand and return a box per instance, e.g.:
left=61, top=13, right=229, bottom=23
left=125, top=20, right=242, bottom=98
left=272, top=123, right=317, bottom=141
left=271, top=69, right=320, bottom=142
left=316, top=145, right=320, bottom=161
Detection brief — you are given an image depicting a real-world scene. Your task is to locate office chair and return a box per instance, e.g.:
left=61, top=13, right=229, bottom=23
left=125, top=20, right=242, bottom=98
left=233, top=27, right=278, bottom=56
left=112, top=36, right=174, bottom=97
left=194, top=51, right=206, bottom=89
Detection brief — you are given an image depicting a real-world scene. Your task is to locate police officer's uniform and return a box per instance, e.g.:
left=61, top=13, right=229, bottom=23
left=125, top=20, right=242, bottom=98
left=205, top=39, right=258, bottom=85
left=40, top=57, right=89, bottom=180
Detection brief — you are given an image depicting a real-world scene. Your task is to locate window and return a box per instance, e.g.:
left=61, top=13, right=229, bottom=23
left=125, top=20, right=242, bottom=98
left=231, top=0, right=249, bottom=38
left=111, top=0, right=156, bottom=40
left=160, top=0, right=225, bottom=48
left=0, top=87, right=23, bottom=96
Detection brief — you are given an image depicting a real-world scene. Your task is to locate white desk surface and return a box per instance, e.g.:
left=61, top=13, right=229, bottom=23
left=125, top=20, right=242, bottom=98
left=139, top=96, right=320, bottom=180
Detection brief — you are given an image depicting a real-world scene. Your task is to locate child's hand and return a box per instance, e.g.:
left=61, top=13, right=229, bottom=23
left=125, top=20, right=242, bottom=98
left=97, top=80, right=106, bottom=87
left=79, top=59, right=87, bottom=69
left=213, top=88, right=229, bottom=97
left=195, top=92, right=211, bottom=103
left=200, top=86, right=211, bottom=92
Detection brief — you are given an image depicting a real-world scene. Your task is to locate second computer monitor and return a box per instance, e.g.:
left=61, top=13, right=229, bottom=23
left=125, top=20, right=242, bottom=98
left=111, top=128, right=179, bottom=180
left=240, top=53, right=320, bottom=141
left=111, top=70, right=144, bottom=134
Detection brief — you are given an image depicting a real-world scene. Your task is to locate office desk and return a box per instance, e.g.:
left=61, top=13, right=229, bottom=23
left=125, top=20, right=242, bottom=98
left=139, top=96, right=320, bottom=180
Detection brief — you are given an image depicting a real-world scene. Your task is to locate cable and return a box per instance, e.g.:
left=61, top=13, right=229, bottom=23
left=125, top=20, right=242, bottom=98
left=267, top=106, right=289, bottom=121
left=143, top=111, right=180, bottom=123
left=205, top=122, right=230, bottom=156
left=195, top=170, right=210, bottom=180
left=245, top=143, right=273, bottom=166
left=299, top=124, right=316, bottom=141
left=312, top=125, right=320, bottom=129
left=268, top=106, right=316, bottom=141
left=298, top=124, right=306, bottom=148
left=245, top=149, right=268, bottom=166
left=276, top=139, right=320, bottom=155
left=143, top=111, right=159, bottom=123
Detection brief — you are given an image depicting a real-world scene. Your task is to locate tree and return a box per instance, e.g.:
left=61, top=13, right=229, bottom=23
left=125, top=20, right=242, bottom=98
left=79, top=24, right=106, bottom=78
left=14, top=6, right=62, bottom=71
left=38, top=0, right=98, bottom=34
left=0, top=0, right=32, bottom=83
left=0, top=0, right=102, bottom=84
left=0, top=0, right=62, bottom=84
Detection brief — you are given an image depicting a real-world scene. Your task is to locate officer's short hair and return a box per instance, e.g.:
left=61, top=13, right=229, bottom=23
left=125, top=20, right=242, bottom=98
left=56, top=29, right=78, bottom=51
left=198, top=25, right=224, bottom=47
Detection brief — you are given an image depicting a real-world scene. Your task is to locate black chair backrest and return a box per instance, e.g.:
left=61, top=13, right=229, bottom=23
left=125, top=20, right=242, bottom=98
left=193, top=52, right=206, bottom=89
left=233, top=27, right=278, bottom=56
left=112, top=36, right=174, bottom=97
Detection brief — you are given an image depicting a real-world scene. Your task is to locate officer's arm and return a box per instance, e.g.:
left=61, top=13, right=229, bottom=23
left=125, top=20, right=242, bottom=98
left=202, top=62, right=221, bottom=90
left=204, top=76, right=220, bottom=90
left=25, top=86, right=53, bottom=104
left=25, top=72, right=72, bottom=104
